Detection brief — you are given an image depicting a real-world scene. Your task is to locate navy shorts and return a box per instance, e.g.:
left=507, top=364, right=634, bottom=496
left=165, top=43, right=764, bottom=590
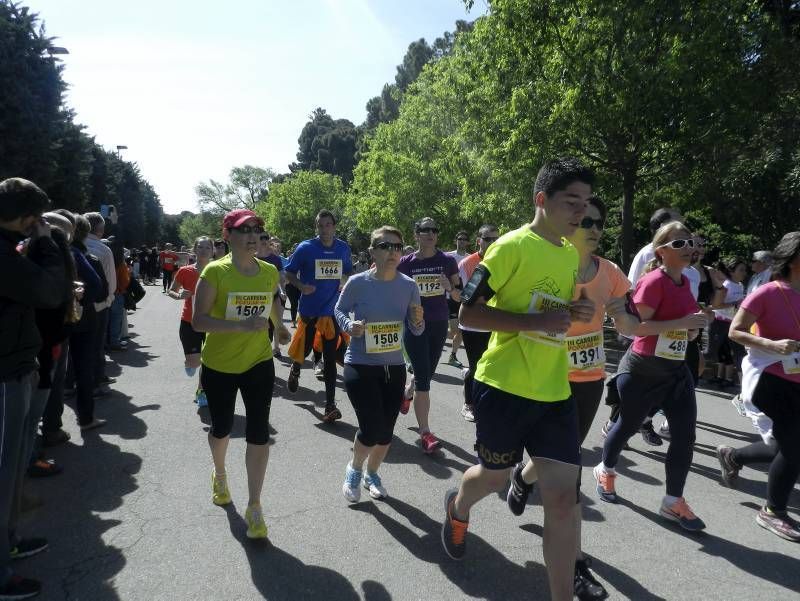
left=179, top=320, right=205, bottom=355
left=473, top=380, right=580, bottom=469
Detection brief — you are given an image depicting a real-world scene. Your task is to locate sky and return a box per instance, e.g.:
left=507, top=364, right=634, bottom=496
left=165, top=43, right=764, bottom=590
left=25, top=0, right=486, bottom=214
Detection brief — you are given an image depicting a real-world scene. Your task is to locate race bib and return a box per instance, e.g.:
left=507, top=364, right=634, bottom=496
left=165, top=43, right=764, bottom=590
left=655, top=329, right=688, bottom=360
left=315, top=259, right=342, bottom=280
left=164, top=257, right=174, bottom=265
left=520, top=292, right=569, bottom=348
left=365, top=321, right=402, bottom=354
left=566, top=331, right=605, bottom=370
left=782, top=353, right=800, bottom=375
left=225, top=292, right=272, bottom=321
left=414, top=274, right=444, bottom=297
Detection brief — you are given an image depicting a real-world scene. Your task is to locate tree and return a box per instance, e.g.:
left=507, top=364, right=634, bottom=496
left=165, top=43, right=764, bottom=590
left=195, top=165, right=275, bottom=213
left=178, top=211, right=220, bottom=246
left=291, top=109, right=358, bottom=185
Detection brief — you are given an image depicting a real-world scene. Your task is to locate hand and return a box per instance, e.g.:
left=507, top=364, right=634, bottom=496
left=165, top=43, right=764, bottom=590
left=770, top=339, right=800, bottom=355
left=409, top=303, right=424, bottom=328
left=180, top=290, right=193, bottom=300
left=682, top=311, right=709, bottom=329
left=529, top=310, right=571, bottom=334
left=709, top=268, right=726, bottom=288
left=301, top=284, right=316, bottom=295
left=74, top=286, right=85, bottom=301
left=277, top=326, right=291, bottom=346
left=350, top=320, right=365, bottom=338
left=439, top=273, right=452, bottom=293
left=569, top=288, right=595, bottom=323
left=238, top=316, right=269, bottom=332
left=605, top=296, right=626, bottom=318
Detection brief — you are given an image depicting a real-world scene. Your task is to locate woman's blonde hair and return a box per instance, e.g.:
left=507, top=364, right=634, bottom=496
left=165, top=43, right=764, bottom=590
left=646, top=221, right=692, bottom=272
left=370, top=226, right=404, bottom=247
left=193, top=236, right=213, bottom=252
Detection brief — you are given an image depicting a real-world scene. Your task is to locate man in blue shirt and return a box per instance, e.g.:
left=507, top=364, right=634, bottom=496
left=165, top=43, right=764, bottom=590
left=285, top=210, right=353, bottom=422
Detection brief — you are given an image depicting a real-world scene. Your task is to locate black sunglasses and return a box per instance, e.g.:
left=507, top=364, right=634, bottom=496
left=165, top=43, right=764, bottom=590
left=259, top=235, right=270, bottom=242
left=456, top=237, right=469, bottom=242
left=480, top=236, right=499, bottom=243
left=416, top=227, right=439, bottom=234
left=579, top=217, right=605, bottom=230
left=233, top=225, right=265, bottom=234
left=373, top=242, right=404, bottom=252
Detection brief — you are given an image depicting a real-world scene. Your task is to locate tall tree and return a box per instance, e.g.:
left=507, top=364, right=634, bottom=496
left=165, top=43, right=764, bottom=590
left=291, top=109, right=358, bottom=185
left=195, top=165, right=275, bottom=212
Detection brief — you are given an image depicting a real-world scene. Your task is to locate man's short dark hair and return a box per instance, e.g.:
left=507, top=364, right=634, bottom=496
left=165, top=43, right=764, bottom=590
left=533, top=157, right=595, bottom=198
left=455, top=230, right=469, bottom=240
left=0, top=178, right=51, bottom=222
left=588, top=195, right=607, bottom=222
left=73, top=214, right=91, bottom=242
left=478, top=224, right=498, bottom=238
left=649, top=207, right=682, bottom=234
left=84, top=212, right=105, bottom=233
left=315, top=209, right=337, bottom=226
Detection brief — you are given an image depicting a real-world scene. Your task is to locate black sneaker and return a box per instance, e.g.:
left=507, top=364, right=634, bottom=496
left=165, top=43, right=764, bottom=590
left=506, top=463, right=533, bottom=516
left=322, top=404, right=342, bottom=423
left=574, top=558, right=609, bottom=600
left=287, top=365, right=300, bottom=393
left=10, top=538, right=48, bottom=560
left=0, top=575, right=41, bottom=600
left=639, top=421, right=663, bottom=446
left=716, top=445, right=740, bottom=488
left=441, top=488, right=468, bottom=560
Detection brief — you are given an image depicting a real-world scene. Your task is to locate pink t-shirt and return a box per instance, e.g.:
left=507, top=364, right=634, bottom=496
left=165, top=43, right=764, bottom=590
left=740, top=281, right=800, bottom=383
left=632, top=268, right=698, bottom=357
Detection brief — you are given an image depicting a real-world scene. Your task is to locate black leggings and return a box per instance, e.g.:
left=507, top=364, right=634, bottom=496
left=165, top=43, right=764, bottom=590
left=403, top=318, right=448, bottom=392
left=603, top=368, right=696, bottom=497
left=344, top=364, right=406, bottom=446
left=750, top=372, right=800, bottom=512
left=732, top=439, right=778, bottom=466
left=462, top=330, right=491, bottom=406
left=572, top=379, right=606, bottom=445
left=162, top=269, right=175, bottom=291
left=201, top=360, right=274, bottom=445
left=285, top=283, right=301, bottom=323
left=293, top=315, right=340, bottom=405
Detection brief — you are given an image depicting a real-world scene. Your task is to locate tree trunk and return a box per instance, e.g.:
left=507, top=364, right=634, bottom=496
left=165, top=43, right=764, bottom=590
left=621, top=170, right=637, bottom=270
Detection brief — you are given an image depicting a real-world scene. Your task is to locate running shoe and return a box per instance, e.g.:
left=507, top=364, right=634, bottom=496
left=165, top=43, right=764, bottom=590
left=211, top=471, right=232, bottom=506
left=287, top=365, right=300, bottom=393
left=195, top=389, right=208, bottom=408
left=640, top=421, right=663, bottom=446
left=9, top=538, right=48, bottom=560
left=716, top=445, right=740, bottom=488
left=314, top=361, right=324, bottom=379
left=659, top=497, right=706, bottom=531
left=342, top=462, right=362, bottom=503
left=593, top=464, right=617, bottom=503
left=506, top=462, right=533, bottom=516
left=658, top=420, right=670, bottom=438
left=574, top=558, right=609, bottom=601
left=42, top=429, right=70, bottom=447
left=441, top=488, right=468, bottom=560
left=244, top=504, right=268, bottom=539
left=400, top=379, right=414, bottom=415
left=323, top=404, right=342, bottom=423
left=731, top=394, right=747, bottom=417
left=0, top=575, right=41, bottom=600
left=27, top=459, right=62, bottom=478
left=756, top=506, right=800, bottom=542
left=420, top=431, right=441, bottom=454
left=184, top=366, right=197, bottom=377
left=447, top=353, right=464, bottom=369
left=460, top=403, right=475, bottom=422
left=363, top=471, right=388, bottom=499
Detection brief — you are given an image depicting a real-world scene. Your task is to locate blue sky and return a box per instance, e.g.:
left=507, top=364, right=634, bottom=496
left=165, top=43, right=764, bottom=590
left=26, top=0, right=485, bottom=213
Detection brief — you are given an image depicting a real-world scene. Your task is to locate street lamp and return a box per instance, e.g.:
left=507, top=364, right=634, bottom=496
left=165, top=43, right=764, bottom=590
left=116, top=145, right=128, bottom=158
left=49, top=46, right=69, bottom=55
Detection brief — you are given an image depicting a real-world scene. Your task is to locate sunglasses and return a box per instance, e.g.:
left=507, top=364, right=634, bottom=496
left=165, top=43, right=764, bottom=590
left=232, top=225, right=265, bottom=234
left=456, top=237, right=469, bottom=242
left=259, top=235, right=270, bottom=242
left=416, top=227, right=439, bottom=234
left=480, top=236, right=499, bottom=243
left=579, top=217, right=605, bottom=230
left=657, top=238, right=695, bottom=250
left=373, top=242, right=404, bottom=252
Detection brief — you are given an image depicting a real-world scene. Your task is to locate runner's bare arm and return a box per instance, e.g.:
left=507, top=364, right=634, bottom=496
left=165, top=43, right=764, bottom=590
left=633, top=303, right=708, bottom=336
left=730, top=307, right=797, bottom=354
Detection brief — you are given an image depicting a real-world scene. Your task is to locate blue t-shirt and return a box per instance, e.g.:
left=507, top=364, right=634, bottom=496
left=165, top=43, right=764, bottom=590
left=335, top=271, right=424, bottom=366
left=285, top=237, right=353, bottom=317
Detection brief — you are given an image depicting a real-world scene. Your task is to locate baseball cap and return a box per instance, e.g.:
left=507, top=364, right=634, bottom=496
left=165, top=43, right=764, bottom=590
left=222, top=209, right=264, bottom=230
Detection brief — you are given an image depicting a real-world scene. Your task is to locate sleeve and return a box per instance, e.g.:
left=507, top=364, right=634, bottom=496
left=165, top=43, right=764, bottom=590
left=627, top=247, right=648, bottom=285
left=334, top=277, right=356, bottom=334
left=174, top=267, right=186, bottom=289
left=740, top=284, right=767, bottom=318
left=74, top=251, right=103, bottom=303
left=406, top=280, right=425, bottom=336
left=284, top=242, right=306, bottom=275
left=632, top=273, right=663, bottom=312
left=342, top=244, right=353, bottom=275
left=482, top=238, right=514, bottom=295
left=396, top=256, right=410, bottom=276
left=199, top=262, right=220, bottom=289
left=609, top=262, right=633, bottom=297
left=445, top=255, right=458, bottom=279
left=0, top=237, right=66, bottom=309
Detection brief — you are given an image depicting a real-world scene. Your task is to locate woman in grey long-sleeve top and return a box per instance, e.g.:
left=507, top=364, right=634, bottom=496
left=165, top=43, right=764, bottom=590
left=335, top=226, right=425, bottom=502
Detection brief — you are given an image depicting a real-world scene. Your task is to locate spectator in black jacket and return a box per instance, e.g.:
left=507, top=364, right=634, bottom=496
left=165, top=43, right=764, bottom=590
left=0, top=178, right=66, bottom=600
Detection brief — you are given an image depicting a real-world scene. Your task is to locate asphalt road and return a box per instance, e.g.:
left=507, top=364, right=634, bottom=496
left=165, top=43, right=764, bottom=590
left=18, top=288, right=800, bottom=600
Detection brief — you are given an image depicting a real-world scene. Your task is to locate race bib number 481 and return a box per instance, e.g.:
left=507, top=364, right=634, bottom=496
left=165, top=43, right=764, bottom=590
left=520, top=292, right=569, bottom=348
left=315, top=259, right=342, bottom=280
left=414, top=274, right=444, bottom=297
left=365, top=321, right=402, bottom=354
left=225, top=292, right=272, bottom=321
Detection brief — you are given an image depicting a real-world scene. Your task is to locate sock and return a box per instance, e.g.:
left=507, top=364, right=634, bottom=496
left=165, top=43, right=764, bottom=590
left=601, top=462, right=616, bottom=474
left=663, top=494, right=680, bottom=506
left=419, top=428, right=430, bottom=436
left=184, top=366, right=197, bottom=377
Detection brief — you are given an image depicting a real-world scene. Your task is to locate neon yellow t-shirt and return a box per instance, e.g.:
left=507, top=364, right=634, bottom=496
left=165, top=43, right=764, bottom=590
left=200, top=255, right=279, bottom=374
left=474, top=225, right=578, bottom=401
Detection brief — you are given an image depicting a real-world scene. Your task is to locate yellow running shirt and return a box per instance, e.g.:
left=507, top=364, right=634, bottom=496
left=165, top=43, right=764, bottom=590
left=474, top=225, right=578, bottom=401
left=200, top=255, right=279, bottom=374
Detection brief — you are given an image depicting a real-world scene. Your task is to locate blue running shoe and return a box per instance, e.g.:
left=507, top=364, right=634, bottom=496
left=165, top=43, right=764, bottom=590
left=185, top=366, right=197, bottom=377
left=195, top=389, right=208, bottom=407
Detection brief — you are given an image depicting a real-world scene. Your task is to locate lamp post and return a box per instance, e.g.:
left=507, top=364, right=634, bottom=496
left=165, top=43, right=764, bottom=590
left=116, top=145, right=128, bottom=158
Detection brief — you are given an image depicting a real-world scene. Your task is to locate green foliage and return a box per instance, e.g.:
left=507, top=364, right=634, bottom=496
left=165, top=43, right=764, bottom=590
left=195, top=165, right=275, bottom=213
left=178, top=211, right=222, bottom=246
left=290, top=109, right=358, bottom=185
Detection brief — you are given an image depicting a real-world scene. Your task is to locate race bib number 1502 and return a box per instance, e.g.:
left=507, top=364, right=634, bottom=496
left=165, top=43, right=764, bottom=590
left=225, top=292, right=272, bottom=321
